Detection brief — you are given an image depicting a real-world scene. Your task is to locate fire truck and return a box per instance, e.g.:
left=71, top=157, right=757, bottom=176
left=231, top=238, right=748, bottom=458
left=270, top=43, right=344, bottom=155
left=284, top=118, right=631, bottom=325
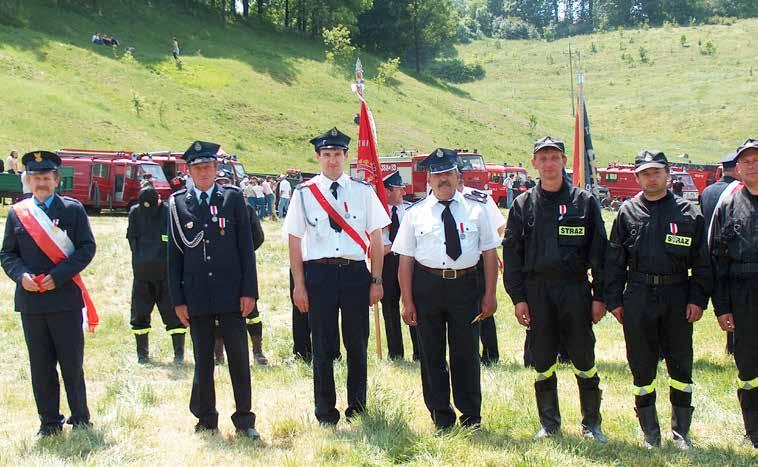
left=349, top=149, right=489, bottom=200
left=140, top=151, right=248, bottom=185
left=598, top=164, right=699, bottom=202
left=57, top=149, right=172, bottom=212
left=670, top=162, right=721, bottom=194
left=486, top=163, right=529, bottom=207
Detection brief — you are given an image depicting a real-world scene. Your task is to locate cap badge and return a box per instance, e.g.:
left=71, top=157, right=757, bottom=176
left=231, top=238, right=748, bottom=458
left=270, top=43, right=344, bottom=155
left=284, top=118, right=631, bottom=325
left=34, top=152, right=42, bottom=162
left=645, top=154, right=653, bottom=162
left=436, top=149, right=443, bottom=157
left=330, top=129, right=338, bottom=137
left=194, top=142, right=202, bottom=152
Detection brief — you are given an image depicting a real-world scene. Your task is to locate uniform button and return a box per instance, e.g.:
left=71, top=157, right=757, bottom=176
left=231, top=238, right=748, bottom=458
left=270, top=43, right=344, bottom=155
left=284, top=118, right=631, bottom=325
left=206, top=256, right=211, bottom=260
left=205, top=240, right=210, bottom=244
left=204, top=224, right=208, bottom=228
left=208, top=272, right=213, bottom=277
left=336, top=248, right=339, bottom=251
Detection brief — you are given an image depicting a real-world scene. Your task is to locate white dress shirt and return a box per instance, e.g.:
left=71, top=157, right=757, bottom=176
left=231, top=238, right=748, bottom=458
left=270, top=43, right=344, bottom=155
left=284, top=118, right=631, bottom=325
left=462, top=185, right=505, bottom=237
left=391, top=190, right=500, bottom=269
left=283, top=173, right=390, bottom=261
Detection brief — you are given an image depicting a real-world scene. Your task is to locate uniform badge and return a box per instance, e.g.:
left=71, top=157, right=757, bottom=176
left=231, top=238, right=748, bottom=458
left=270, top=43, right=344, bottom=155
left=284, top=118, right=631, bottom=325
left=670, top=223, right=678, bottom=235
left=143, top=202, right=150, bottom=207
left=219, top=217, right=226, bottom=236
left=343, top=202, right=351, bottom=219
left=53, top=219, right=59, bottom=227
left=459, top=222, right=466, bottom=239
left=436, top=149, right=443, bottom=157
left=330, top=128, right=338, bottom=137
left=34, top=152, right=43, bottom=162
left=558, top=204, right=567, bottom=221
left=194, top=141, right=202, bottom=152
left=210, top=205, right=218, bottom=223
left=645, top=153, right=653, bottom=162
left=185, top=221, right=194, bottom=229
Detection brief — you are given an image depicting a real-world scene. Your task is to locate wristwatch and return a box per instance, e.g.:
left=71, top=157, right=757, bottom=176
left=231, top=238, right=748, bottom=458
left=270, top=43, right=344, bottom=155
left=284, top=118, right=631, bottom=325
left=371, top=276, right=383, bottom=285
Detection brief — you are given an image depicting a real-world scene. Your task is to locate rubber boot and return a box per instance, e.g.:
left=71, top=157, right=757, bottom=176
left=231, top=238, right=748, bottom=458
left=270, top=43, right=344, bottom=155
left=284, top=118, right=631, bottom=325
left=250, top=334, right=268, bottom=366
left=579, top=387, right=607, bottom=443
left=671, top=405, right=694, bottom=450
left=135, top=334, right=149, bottom=364
left=534, top=382, right=561, bottom=439
left=214, top=335, right=225, bottom=365
left=738, top=389, right=758, bottom=447
left=172, top=333, right=185, bottom=364
left=635, top=404, right=661, bottom=448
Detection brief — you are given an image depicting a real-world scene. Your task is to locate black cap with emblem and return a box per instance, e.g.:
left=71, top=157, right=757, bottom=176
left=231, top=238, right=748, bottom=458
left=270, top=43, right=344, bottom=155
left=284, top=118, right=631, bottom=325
left=215, top=168, right=234, bottom=182
left=734, top=138, right=758, bottom=161
left=22, top=151, right=61, bottom=173
left=182, top=140, right=221, bottom=166
left=634, top=150, right=669, bottom=173
left=383, top=170, right=405, bottom=188
left=419, top=148, right=460, bottom=174
left=310, top=127, right=351, bottom=152
left=533, top=136, right=565, bottom=154
left=720, top=151, right=738, bottom=169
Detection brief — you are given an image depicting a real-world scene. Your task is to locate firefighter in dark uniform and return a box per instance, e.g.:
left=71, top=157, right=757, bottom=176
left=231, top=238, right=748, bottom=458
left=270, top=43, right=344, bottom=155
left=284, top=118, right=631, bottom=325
left=503, top=137, right=608, bottom=442
left=710, top=138, right=758, bottom=447
left=393, top=149, right=500, bottom=429
left=167, top=141, right=260, bottom=439
left=127, top=184, right=187, bottom=364
left=606, top=150, right=712, bottom=450
left=381, top=170, right=419, bottom=360
left=1, top=151, right=96, bottom=436
left=701, top=151, right=740, bottom=355
left=214, top=169, right=268, bottom=365
left=283, top=128, right=389, bottom=425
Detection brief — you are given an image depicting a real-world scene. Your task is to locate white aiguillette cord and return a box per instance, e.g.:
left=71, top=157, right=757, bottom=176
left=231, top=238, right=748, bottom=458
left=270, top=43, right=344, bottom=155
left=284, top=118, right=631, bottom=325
left=169, top=196, right=205, bottom=257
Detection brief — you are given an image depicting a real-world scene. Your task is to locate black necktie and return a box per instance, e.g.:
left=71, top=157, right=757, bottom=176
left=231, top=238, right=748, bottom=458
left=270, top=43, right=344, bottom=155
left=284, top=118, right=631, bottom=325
left=439, top=200, right=461, bottom=261
left=199, top=192, right=209, bottom=221
left=329, top=181, right=342, bottom=232
left=389, top=206, right=399, bottom=242
left=37, top=202, right=47, bottom=213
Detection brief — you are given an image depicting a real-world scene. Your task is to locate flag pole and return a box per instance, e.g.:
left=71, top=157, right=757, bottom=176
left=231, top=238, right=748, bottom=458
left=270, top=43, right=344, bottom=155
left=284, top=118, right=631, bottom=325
left=353, top=58, right=383, bottom=359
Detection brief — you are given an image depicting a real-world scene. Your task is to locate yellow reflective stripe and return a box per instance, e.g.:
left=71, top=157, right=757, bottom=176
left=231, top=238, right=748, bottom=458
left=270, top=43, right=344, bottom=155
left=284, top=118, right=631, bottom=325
left=669, top=378, right=693, bottom=393
left=167, top=328, right=187, bottom=335
left=536, top=362, right=558, bottom=381
left=132, top=328, right=150, bottom=335
left=573, top=365, right=598, bottom=379
left=633, top=381, right=656, bottom=396
left=739, top=376, right=758, bottom=390
left=161, top=234, right=168, bottom=242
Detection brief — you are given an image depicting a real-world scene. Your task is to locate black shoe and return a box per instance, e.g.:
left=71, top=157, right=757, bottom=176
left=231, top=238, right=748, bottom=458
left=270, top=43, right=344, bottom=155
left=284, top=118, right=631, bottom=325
left=345, top=405, right=365, bottom=422
left=37, top=425, right=63, bottom=437
left=635, top=405, right=661, bottom=448
left=68, top=420, right=93, bottom=431
left=172, top=333, right=185, bottom=364
left=741, top=408, right=758, bottom=448
left=194, top=423, right=219, bottom=434
left=319, top=420, right=338, bottom=428
left=237, top=427, right=261, bottom=440
left=135, top=333, right=149, bottom=364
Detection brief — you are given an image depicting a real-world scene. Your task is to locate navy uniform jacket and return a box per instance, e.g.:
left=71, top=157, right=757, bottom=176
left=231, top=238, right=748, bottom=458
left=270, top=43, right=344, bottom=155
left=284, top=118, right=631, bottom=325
left=167, top=184, right=258, bottom=316
left=127, top=202, right=169, bottom=282
left=701, top=175, right=738, bottom=231
left=0, top=194, right=96, bottom=314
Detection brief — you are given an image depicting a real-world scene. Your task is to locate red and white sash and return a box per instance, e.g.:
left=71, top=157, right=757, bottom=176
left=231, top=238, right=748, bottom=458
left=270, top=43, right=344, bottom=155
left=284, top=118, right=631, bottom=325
left=13, top=198, right=99, bottom=332
left=305, top=182, right=369, bottom=254
left=708, top=180, right=744, bottom=247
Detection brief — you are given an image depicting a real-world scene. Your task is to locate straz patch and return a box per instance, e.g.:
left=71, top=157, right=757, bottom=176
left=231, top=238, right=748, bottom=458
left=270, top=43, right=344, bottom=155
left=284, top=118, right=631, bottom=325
left=665, top=234, right=692, bottom=247
left=558, top=226, right=585, bottom=236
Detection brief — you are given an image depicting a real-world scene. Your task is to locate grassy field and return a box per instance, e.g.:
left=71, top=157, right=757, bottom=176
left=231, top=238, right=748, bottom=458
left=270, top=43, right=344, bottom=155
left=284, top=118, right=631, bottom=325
left=0, top=208, right=756, bottom=465
left=0, top=0, right=756, bottom=174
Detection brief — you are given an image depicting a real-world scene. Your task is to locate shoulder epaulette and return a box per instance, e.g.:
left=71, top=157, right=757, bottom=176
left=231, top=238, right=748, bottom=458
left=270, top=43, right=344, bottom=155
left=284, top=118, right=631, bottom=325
left=220, top=184, right=241, bottom=191
left=349, top=176, right=372, bottom=186
left=405, top=198, right=423, bottom=209
left=172, top=188, right=187, bottom=196
left=463, top=192, right=487, bottom=204
left=296, top=179, right=316, bottom=190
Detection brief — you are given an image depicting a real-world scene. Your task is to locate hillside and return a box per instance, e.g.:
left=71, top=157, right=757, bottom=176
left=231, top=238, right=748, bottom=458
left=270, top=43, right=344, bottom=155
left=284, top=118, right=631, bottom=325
left=0, top=0, right=755, bottom=173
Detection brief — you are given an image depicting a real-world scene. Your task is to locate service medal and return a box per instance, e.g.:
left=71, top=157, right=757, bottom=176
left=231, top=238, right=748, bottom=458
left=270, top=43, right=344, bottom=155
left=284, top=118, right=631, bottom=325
left=186, top=221, right=194, bottom=229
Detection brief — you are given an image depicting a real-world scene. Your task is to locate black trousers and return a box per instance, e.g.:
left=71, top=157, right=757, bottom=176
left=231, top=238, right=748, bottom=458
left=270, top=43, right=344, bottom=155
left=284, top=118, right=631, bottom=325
left=189, top=313, right=254, bottom=430
left=290, top=270, right=312, bottom=361
left=526, top=277, right=596, bottom=377
left=130, top=278, right=184, bottom=333
left=730, top=278, right=758, bottom=396
left=305, top=260, right=370, bottom=424
left=622, top=281, right=692, bottom=404
left=474, top=259, right=498, bottom=363
left=20, top=310, right=89, bottom=428
left=413, top=265, right=481, bottom=428
left=381, top=253, right=417, bottom=360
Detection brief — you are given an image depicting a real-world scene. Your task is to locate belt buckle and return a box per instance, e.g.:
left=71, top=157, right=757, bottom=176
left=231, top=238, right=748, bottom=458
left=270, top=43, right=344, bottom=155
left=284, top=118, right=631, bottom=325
left=651, top=275, right=661, bottom=286
left=442, top=269, right=457, bottom=280
left=337, top=259, right=350, bottom=267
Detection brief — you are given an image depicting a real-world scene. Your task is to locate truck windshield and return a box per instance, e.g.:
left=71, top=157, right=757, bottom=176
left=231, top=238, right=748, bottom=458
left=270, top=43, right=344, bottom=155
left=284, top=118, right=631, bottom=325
left=674, top=174, right=697, bottom=189
left=137, top=164, right=168, bottom=182
left=459, top=155, right=485, bottom=171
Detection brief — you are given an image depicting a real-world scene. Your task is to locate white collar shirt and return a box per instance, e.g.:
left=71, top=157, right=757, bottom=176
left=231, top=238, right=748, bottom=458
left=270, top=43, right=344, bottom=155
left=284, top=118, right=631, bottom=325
left=283, top=173, right=390, bottom=261
left=391, top=190, right=500, bottom=269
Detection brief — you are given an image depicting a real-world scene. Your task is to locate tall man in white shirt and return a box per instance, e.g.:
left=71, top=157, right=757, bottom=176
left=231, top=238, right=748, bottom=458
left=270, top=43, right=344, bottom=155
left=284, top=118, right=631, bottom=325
left=393, top=148, right=499, bottom=429
left=283, top=127, right=389, bottom=426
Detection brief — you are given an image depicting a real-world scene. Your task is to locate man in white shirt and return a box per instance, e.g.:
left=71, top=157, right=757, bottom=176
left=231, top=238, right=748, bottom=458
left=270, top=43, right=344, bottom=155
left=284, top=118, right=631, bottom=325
left=283, top=127, right=389, bottom=426
left=6, top=150, right=19, bottom=174
left=278, top=175, right=292, bottom=218
left=392, top=148, right=499, bottom=430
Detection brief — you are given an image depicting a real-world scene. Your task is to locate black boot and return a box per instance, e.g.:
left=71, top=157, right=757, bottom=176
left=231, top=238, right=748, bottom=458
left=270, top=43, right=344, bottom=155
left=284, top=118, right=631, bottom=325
left=172, top=333, right=185, bottom=364
left=214, top=335, right=225, bottom=365
left=579, top=387, right=607, bottom=443
left=250, top=334, right=268, bottom=366
left=135, top=334, right=149, bottom=364
left=738, top=389, right=758, bottom=447
left=635, top=404, right=661, bottom=448
left=534, top=381, right=561, bottom=439
left=671, top=405, right=694, bottom=450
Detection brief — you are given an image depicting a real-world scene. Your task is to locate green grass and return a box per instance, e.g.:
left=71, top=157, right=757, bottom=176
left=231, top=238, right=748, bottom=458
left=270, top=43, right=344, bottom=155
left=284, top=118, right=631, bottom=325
left=0, top=208, right=756, bottom=465
left=0, top=0, right=756, bottom=174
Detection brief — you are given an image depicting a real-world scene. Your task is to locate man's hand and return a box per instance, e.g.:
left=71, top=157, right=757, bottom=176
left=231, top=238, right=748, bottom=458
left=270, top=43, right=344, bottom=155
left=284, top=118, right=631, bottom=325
left=474, top=292, right=497, bottom=322
left=293, top=284, right=309, bottom=314
left=610, top=306, right=624, bottom=324
left=240, top=296, right=256, bottom=317
left=717, top=313, right=735, bottom=332
left=591, top=300, right=606, bottom=324
left=370, top=284, right=383, bottom=306
left=402, top=302, right=417, bottom=326
left=175, top=305, right=190, bottom=326
left=514, top=301, right=530, bottom=327
left=685, top=303, right=703, bottom=324
left=21, top=273, right=40, bottom=292
left=39, top=274, right=56, bottom=291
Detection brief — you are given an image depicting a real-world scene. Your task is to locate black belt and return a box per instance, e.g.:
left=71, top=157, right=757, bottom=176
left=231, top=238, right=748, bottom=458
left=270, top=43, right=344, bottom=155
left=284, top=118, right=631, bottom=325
left=729, top=263, right=758, bottom=277
left=526, top=271, right=587, bottom=281
left=308, top=258, right=361, bottom=266
left=628, top=271, right=688, bottom=286
left=415, top=261, right=477, bottom=280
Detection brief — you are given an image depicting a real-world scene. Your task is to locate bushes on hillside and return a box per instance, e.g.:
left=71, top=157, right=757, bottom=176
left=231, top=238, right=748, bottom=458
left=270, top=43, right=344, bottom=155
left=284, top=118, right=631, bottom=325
left=491, top=16, right=540, bottom=40
left=427, top=58, right=485, bottom=83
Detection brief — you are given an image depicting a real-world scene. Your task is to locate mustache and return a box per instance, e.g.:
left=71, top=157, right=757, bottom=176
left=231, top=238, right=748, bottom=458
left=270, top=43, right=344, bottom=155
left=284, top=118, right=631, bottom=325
left=437, top=181, right=452, bottom=187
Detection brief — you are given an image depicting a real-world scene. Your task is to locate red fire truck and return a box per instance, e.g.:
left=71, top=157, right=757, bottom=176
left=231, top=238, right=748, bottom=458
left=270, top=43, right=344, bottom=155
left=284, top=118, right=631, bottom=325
left=670, top=162, right=721, bottom=194
left=598, top=164, right=699, bottom=202
left=349, top=149, right=489, bottom=200
left=57, top=149, right=172, bottom=212
left=139, top=151, right=248, bottom=185
left=486, top=163, right=529, bottom=207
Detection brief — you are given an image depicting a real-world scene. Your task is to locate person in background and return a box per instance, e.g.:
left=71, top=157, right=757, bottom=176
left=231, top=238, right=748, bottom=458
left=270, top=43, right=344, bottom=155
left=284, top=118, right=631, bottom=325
left=251, top=179, right=265, bottom=219
left=262, top=177, right=275, bottom=220
left=278, top=174, right=292, bottom=218
left=6, top=150, right=19, bottom=174
left=172, top=37, right=180, bottom=62
left=505, top=173, right=514, bottom=208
